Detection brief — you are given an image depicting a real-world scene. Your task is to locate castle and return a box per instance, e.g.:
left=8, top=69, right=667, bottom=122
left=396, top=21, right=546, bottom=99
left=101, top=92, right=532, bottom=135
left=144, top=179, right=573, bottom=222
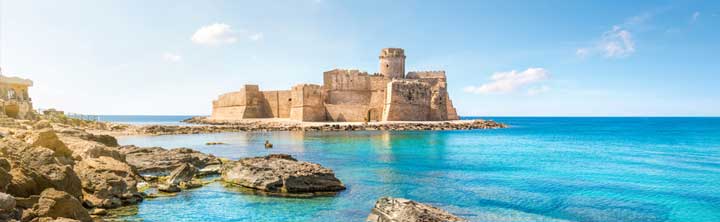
left=210, top=48, right=459, bottom=122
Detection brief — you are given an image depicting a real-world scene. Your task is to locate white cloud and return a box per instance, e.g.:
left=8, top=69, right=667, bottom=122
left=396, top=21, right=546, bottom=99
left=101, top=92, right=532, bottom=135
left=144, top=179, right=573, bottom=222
left=248, top=33, right=263, bottom=41
left=191, top=23, right=263, bottom=46
left=162, top=52, right=182, bottom=62
left=191, top=23, right=238, bottom=45
left=527, top=85, right=550, bottom=96
left=464, top=68, right=550, bottom=94
left=577, top=25, right=635, bottom=58
left=692, top=12, right=701, bottom=23
left=601, top=26, right=635, bottom=57
left=575, top=48, right=590, bottom=58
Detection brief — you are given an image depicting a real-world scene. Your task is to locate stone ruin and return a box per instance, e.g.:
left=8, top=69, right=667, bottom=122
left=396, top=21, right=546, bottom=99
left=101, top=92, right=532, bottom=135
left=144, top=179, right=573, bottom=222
left=0, top=68, right=34, bottom=119
left=210, top=48, right=459, bottom=122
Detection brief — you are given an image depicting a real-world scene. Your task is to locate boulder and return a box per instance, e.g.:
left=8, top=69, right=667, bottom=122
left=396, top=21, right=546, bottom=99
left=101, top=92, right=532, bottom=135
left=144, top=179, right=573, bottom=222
left=0, top=159, right=11, bottom=192
left=0, top=192, right=15, bottom=212
left=77, top=134, right=118, bottom=147
left=31, top=217, right=81, bottom=222
left=366, top=197, right=466, bottom=222
left=166, top=163, right=197, bottom=186
left=26, top=188, right=91, bottom=222
left=120, top=146, right=220, bottom=175
left=74, top=156, right=143, bottom=209
left=2, top=139, right=82, bottom=200
left=24, top=129, right=73, bottom=159
left=221, top=154, right=345, bottom=193
left=59, top=136, right=124, bottom=162
left=32, top=120, right=52, bottom=130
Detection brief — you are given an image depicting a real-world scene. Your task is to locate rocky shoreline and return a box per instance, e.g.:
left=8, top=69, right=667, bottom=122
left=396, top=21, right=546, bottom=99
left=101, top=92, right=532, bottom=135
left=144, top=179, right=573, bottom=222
left=0, top=115, right=487, bottom=221
left=98, top=116, right=507, bottom=136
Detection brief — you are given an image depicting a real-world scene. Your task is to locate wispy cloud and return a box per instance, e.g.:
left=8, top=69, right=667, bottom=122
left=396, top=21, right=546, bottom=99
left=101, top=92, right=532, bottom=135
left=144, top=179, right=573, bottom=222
left=464, top=68, right=549, bottom=94
left=577, top=25, right=636, bottom=59
left=527, top=85, right=551, bottom=96
left=191, top=23, right=263, bottom=46
left=162, top=52, right=182, bottom=62
left=575, top=10, right=661, bottom=59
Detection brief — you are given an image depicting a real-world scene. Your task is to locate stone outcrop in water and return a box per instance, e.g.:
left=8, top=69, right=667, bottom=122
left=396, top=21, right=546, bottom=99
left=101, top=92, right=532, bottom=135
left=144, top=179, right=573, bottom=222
left=166, top=163, right=197, bottom=186
left=119, top=145, right=221, bottom=176
left=221, top=154, right=345, bottom=194
left=367, top=197, right=466, bottom=222
left=74, top=156, right=143, bottom=209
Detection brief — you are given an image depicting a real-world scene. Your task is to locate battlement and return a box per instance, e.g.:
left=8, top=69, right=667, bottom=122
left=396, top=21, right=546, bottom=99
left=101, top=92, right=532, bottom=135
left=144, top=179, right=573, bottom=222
left=406, top=71, right=446, bottom=79
left=379, top=48, right=406, bottom=58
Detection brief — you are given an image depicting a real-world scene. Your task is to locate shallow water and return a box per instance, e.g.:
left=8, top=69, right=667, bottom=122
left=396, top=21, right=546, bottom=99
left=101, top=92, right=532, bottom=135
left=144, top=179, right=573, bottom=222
left=116, top=117, right=720, bottom=222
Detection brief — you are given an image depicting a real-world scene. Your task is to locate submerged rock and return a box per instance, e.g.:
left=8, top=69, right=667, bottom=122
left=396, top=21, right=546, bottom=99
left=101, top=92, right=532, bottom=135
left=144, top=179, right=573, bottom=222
left=366, top=197, right=466, bottom=222
left=120, top=145, right=221, bottom=175
left=221, top=154, right=345, bottom=194
left=24, top=188, right=92, bottom=222
left=74, top=156, right=143, bottom=209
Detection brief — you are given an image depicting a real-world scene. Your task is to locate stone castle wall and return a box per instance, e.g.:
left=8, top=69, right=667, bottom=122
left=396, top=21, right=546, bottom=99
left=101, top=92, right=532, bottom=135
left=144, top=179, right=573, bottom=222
left=382, top=80, right=432, bottom=121
left=209, top=48, right=460, bottom=122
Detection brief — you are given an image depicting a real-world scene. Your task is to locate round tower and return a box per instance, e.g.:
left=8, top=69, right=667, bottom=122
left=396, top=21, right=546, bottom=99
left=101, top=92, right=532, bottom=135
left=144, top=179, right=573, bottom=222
left=379, top=48, right=406, bottom=79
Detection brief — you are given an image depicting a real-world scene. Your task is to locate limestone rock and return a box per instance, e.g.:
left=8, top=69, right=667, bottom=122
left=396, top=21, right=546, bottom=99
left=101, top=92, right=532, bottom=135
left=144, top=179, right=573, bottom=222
left=24, top=129, right=72, bottom=159
left=166, top=163, right=197, bottom=186
left=33, top=120, right=52, bottom=130
left=157, top=184, right=180, bottom=193
left=74, top=156, right=143, bottom=209
left=59, top=136, right=124, bottom=162
left=366, top=197, right=466, bottom=222
left=120, top=145, right=220, bottom=175
left=0, top=192, right=15, bottom=212
left=77, top=133, right=118, bottom=147
left=221, top=154, right=345, bottom=193
left=28, top=188, right=91, bottom=222
left=2, top=139, right=82, bottom=200
left=31, top=217, right=81, bottom=222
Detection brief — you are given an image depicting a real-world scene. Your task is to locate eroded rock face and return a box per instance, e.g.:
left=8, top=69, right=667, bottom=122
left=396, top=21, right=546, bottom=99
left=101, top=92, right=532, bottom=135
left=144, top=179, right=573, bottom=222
left=24, top=129, right=73, bottom=159
left=25, top=188, right=91, bottom=222
left=221, top=154, right=345, bottom=193
left=59, top=136, right=124, bottom=162
left=366, top=197, right=466, bottom=222
left=120, top=145, right=220, bottom=175
left=166, top=163, right=197, bottom=186
left=74, top=156, right=143, bottom=209
left=1, top=139, right=82, bottom=200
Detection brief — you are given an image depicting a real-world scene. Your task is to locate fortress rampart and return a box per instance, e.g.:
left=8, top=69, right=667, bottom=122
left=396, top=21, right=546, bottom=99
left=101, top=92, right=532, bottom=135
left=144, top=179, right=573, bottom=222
left=210, top=48, right=459, bottom=122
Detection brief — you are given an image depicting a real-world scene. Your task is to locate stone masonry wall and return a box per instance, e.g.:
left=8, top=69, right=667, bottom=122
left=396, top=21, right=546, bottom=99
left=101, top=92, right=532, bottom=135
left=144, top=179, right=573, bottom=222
left=290, top=84, right=326, bottom=121
left=261, top=90, right=292, bottom=118
left=382, top=80, right=432, bottom=121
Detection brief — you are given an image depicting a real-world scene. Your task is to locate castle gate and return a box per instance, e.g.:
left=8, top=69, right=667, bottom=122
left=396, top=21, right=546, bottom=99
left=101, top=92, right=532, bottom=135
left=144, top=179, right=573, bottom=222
left=367, top=108, right=380, bottom=122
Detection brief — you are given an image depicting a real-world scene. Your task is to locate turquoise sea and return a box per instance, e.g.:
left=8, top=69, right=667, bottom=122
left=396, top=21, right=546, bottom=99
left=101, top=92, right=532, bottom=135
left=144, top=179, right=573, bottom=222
left=110, top=117, right=720, bottom=222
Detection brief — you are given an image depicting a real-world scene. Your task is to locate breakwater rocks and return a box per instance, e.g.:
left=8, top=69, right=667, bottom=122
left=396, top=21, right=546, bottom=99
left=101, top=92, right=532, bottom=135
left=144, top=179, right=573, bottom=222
left=221, top=154, right=345, bottom=195
left=367, top=197, right=466, bottom=222
left=124, top=117, right=507, bottom=135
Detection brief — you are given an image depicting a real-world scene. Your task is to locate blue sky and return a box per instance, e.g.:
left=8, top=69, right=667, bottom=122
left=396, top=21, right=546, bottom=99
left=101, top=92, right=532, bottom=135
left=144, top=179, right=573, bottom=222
left=1, top=0, right=718, bottom=116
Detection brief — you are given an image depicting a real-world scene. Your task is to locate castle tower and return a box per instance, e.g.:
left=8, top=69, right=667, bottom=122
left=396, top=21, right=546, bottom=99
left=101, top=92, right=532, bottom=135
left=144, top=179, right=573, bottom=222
left=379, top=48, right=406, bottom=79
